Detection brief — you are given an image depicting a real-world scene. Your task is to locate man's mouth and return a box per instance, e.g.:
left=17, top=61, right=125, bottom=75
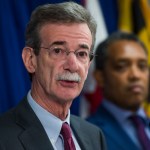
left=59, top=80, right=78, bottom=88
left=128, top=84, right=143, bottom=93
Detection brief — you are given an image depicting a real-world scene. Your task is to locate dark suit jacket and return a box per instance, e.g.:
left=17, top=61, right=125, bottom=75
left=0, top=98, right=106, bottom=150
left=87, top=104, right=139, bottom=150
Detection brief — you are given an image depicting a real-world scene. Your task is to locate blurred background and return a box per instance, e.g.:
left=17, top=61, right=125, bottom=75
left=0, top=0, right=150, bottom=117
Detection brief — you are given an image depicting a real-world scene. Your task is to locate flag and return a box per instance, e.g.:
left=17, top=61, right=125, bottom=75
left=118, top=0, right=150, bottom=117
left=118, top=0, right=150, bottom=64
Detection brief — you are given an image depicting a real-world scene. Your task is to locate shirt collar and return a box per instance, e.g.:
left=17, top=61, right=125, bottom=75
left=102, top=99, right=148, bottom=124
left=27, top=90, right=70, bottom=144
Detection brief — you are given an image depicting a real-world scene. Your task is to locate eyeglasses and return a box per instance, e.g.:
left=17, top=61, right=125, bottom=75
left=40, top=46, right=95, bottom=63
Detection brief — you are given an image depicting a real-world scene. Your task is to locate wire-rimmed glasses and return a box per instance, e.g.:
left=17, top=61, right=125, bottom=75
left=40, top=45, right=95, bottom=63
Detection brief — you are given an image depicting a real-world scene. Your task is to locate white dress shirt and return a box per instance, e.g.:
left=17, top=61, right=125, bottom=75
left=27, top=90, right=81, bottom=150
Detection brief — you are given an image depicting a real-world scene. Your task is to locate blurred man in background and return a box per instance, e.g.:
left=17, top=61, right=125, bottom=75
left=87, top=31, right=150, bottom=150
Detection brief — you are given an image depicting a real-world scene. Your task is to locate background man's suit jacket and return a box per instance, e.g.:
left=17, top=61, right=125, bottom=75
left=0, top=97, right=106, bottom=150
left=87, top=104, right=139, bottom=150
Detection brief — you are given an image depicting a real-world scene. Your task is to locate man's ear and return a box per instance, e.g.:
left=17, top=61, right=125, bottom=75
left=93, top=70, right=104, bottom=87
left=22, top=47, right=37, bottom=73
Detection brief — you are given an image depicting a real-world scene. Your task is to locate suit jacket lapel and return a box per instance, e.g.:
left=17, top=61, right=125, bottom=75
left=97, top=105, right=139, bottom=150
left=70, top=115, right=92, bottom=150
left=14, top=98, right=54, bottom=150
left=19, top=126, right=54, bottom=150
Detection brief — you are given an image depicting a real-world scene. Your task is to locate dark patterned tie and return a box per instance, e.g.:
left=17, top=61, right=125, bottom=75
left=61, top=123, right=76, bottom=150
left=130, top=115, right=150, bottom=150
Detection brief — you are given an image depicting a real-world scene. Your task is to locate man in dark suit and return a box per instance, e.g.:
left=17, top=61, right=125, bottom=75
left=87, top=31, right=150, bottom=150
left=0, top=2, right=106, bottom=150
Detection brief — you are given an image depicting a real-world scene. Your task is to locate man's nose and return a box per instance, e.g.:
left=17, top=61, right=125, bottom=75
left=128, top=66, right=141, bottom=80
left=64, top=52, right=79, bottom=72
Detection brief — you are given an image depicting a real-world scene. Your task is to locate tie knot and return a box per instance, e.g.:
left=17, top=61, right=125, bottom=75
left=61, top=123, right=72, bottom=140
left=60, top=123, right=76, bottom=150
left=129, top=115, right=145, bottom=127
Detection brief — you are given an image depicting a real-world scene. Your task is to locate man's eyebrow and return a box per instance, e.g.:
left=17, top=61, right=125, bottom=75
left=49, top=41, right=66, bottom=46
left=79, top=44, right=90, bottom=50
left=49, top=42, right=90, bottom=50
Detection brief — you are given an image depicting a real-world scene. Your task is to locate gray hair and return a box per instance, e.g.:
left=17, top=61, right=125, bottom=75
left=25, top=2, right=97, bottom=55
